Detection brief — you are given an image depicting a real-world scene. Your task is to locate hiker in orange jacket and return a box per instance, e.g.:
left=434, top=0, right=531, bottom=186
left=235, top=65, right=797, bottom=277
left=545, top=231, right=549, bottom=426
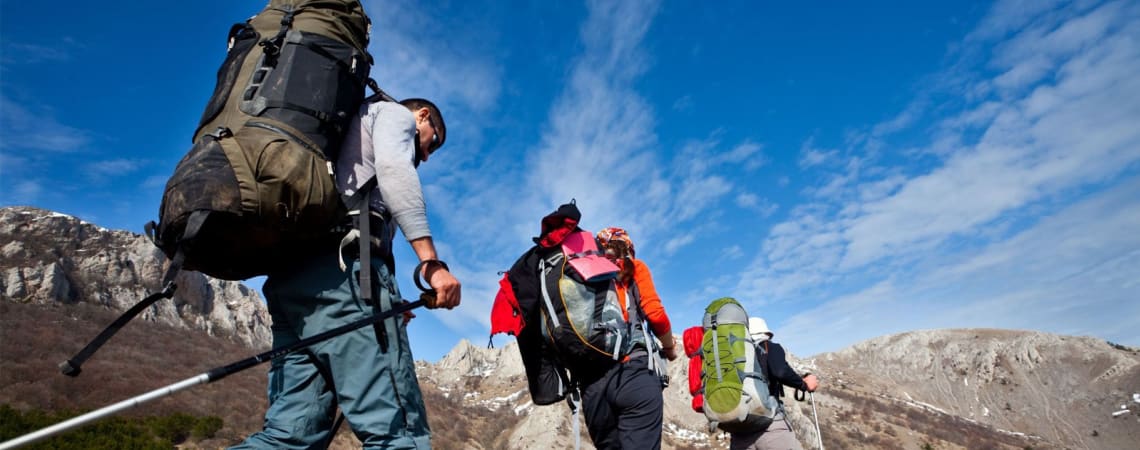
left=565, top=226, right=676, bottom=449
left=597, top=227, right=679, bottom=361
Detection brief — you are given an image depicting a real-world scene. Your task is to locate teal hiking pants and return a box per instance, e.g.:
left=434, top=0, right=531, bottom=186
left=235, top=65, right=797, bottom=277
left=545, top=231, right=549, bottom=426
left=230, top=252, right=431, bottom=450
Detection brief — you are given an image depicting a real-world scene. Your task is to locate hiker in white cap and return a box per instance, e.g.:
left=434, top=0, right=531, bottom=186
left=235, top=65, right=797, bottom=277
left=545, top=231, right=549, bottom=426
left=730, top=317, right=821, bottom=450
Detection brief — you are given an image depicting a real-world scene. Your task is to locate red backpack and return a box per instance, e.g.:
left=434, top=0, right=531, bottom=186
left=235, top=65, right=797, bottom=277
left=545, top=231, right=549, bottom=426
left=683, top=325, right=705, bottom=412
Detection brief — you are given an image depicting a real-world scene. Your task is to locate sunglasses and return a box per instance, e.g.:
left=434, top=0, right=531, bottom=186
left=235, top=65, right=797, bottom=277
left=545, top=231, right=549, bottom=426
left=427, top=116, right=442, bottom=154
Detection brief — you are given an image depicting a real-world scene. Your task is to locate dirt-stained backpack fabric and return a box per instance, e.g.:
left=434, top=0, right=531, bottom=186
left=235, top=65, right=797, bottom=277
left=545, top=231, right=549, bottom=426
left=152, top=0, right=373, bottom=280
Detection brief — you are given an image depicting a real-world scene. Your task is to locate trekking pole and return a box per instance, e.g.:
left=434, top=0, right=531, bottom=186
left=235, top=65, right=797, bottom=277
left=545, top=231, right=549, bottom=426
left=809, top=391, right=823, bottom=450
left=0, top=297, right=427, bottom=450
left=794, top=375, right=824, bottom=450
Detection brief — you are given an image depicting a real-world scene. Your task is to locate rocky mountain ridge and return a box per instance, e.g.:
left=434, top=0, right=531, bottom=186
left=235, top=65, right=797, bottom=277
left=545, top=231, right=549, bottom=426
left=3, top=205, right=1138, bottom=449
left=419, top=330, right=1140, bottom=449
left=0, top=206, right=271, bottom=349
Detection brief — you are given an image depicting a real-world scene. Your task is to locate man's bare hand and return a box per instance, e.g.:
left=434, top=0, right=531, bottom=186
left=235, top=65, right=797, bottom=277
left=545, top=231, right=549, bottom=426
left=425, top=266, right=461, bottom=309
left=803, top=373, right=820, bottom=392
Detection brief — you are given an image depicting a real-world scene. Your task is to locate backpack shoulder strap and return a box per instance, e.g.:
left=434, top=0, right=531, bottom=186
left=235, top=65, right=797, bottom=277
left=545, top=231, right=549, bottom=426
left=756, top=340, right=771, bottom=377
left=365, top=79, right=396, bottom=103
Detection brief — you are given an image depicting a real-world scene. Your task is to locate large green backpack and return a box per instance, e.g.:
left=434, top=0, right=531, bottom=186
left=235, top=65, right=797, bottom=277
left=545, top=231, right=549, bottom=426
left=150, top=0, right=374, bottom=281
left=60, top=0, right=380, bottom=378
left=700, top=297, right=780, bottom=433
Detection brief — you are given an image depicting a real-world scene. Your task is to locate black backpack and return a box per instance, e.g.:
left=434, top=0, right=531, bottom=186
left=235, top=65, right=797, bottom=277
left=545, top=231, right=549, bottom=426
left=502, top=202, right=647, bottom=450
left=503, top=202, right=643, bottom=397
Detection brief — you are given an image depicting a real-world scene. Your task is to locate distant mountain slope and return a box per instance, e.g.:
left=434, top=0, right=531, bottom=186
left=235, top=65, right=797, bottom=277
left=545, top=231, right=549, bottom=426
left=4, top=206, right=1138, bottom=449
left=815, top=328, right=1140, bottom=449
left=420, top=329, right=1140, bottom=450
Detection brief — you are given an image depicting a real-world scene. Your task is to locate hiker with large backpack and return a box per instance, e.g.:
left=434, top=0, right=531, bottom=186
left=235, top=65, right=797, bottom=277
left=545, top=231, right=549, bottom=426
left=43, top=1, right=455, bottom=448
left=216, top=3, right=460, bottom=449
left=230, top=95, right=459, bottom=449
left=729, top=317, right=820, bottom=450
left=581, top=226, right=678, bottom=448
left=491, top=204, right=676, bottom=450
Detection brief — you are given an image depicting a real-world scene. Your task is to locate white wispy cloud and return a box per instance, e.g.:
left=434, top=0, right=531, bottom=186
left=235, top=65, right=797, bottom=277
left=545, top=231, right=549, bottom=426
left=365, top=0, right=501, bottom=114
left=0, top=94, right=91, bottom=152
left=0, top=41, right=73, bottom=65
left=8, top=180, right=43, bottom=205
left=735, top=192, right=778, bottom=218
left=798, top=136, right=838, bottom=169
left=404, top=0, right=760, bottom=335
left=734, top=0, right=1140, bottom=354
left=781, top=176, right=1140, bottom=355
left=85, top=159, right=143, bottom=183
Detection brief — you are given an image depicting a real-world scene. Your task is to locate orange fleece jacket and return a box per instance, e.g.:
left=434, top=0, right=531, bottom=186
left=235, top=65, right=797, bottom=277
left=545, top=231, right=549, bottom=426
left=617, top=258, right=673, bottom=340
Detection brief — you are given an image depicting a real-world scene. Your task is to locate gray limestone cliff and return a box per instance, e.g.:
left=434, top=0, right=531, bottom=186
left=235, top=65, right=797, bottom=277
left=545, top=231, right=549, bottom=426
left=0, top=206, right=271, bottom=349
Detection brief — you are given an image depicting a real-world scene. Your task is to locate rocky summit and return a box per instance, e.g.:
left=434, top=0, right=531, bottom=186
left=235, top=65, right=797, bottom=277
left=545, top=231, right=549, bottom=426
left=0, top=206, right=271, bottom=348
left=2, top=206, right=1138, bottom=449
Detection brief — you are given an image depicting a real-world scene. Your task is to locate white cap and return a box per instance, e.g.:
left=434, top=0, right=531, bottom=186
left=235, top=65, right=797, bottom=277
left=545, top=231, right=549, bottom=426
left=748, top=317, right=773, bottom=341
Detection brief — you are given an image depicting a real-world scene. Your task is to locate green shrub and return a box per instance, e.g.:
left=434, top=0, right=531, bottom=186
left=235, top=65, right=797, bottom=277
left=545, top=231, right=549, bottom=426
left=0, top=404, right=225, bottom=449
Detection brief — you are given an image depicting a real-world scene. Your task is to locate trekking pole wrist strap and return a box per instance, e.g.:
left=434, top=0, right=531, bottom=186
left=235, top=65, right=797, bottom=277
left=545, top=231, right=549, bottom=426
left=421, top=259, right=449, bottom=270
left=413, top=259, right=449, bottom=292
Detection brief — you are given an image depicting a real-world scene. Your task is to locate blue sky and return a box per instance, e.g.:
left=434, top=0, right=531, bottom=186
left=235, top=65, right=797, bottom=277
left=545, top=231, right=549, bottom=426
left=2, top=0, right=1138, bottom=362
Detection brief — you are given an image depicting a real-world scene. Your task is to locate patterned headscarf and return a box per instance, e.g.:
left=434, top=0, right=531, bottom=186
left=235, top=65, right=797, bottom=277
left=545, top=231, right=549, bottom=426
left=596, top=227, right=635, bottom=259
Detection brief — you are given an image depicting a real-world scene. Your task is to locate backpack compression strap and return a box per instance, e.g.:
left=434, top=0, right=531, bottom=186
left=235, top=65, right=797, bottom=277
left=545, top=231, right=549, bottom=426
left=537, top=252, right=564, bottom=330
left=61, top=210, right=205, bottom=376
left=566, top=377, right=582, bottom=450
left=625, top=280, right=664, bottom=377
left=334, top=176, right=393, bottom=352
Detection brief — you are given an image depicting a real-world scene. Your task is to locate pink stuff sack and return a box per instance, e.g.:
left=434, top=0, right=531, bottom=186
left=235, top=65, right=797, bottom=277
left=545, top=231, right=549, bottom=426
left=562, top=230, right=619, bottom=282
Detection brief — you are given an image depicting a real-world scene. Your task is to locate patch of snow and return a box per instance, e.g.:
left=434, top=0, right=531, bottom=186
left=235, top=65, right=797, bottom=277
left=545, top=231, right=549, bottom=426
left=1133, top=393, right=1140, bottom=403
left=665, top=423, right=709, bottom=444
left=474, top=389, right=527, bottom=411
left=513, top=401, right=533, bottom=415
left=983, top=407, right=989, bottom=417
left=1112, top=409, right=1130, bottom=417
left=469, top=361, right=497, bottom=377
left=463, top=391, right=480, bottom=399
left=964, top=376, right=969, bottom=387
left=903, top=399, right=950, bottom=416
left=903, top=392, right=913, bottom=401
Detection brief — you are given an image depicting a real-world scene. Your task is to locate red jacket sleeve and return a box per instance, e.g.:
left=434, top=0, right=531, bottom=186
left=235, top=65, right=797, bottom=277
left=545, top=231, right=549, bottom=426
left=632, top=258, right=672, bottom=338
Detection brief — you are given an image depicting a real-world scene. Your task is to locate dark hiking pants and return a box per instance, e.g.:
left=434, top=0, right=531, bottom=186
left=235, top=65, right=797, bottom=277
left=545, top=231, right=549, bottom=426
left=580, top=355, right=666, bottom=450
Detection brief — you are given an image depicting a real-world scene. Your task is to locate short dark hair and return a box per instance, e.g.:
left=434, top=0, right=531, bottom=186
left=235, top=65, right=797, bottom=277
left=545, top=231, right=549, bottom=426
left=399, top=98, right=446, bottom=150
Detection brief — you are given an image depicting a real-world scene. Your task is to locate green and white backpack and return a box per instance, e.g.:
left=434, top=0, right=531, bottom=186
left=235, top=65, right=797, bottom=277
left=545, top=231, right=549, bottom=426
left=699, top=297, right=780, bottom=433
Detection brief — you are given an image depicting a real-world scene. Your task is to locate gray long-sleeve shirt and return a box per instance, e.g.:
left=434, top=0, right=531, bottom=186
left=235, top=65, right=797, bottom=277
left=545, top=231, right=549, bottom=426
left=336, top=100, right=432, bottom=242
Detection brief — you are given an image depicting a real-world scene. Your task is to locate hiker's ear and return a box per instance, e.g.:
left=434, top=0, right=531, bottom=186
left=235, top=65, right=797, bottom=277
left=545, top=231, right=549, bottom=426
left=416, top=107, right=431, bottom=123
